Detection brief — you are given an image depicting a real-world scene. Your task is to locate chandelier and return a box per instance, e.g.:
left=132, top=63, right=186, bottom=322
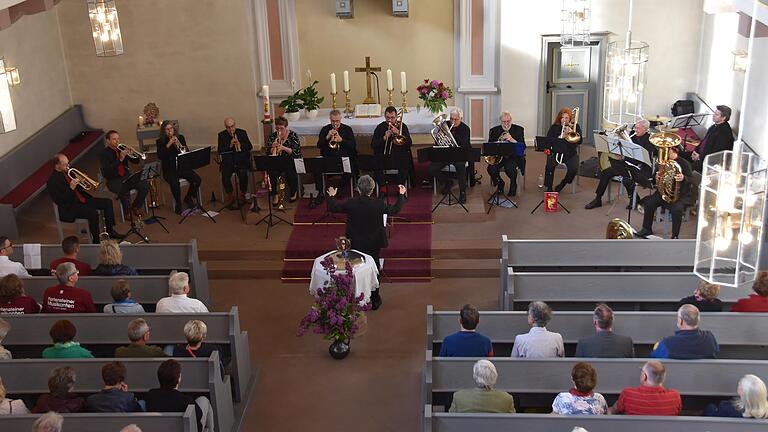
left=87, top=0, right=123, bottom=57
left=561, top=0, right=591, bottom=46
left=0, top=57, right=17, bottom=134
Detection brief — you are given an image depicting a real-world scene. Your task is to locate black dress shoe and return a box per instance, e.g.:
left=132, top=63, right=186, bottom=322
left=370, top=290, right=382, bottom=310
left=584, top=198, right=602, bottom=209
left=508, top=184, right=517, bottom=197
left=636, top=228, right=653, bottom=237
left=458, top=192, right=467, bottom=204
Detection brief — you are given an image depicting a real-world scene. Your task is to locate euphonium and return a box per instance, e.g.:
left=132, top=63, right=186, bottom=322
left=564, top=107, right=581, bottom=144
left=649, top=131, right=683, bottom=203
left=430, top=114, right=459, bottom=147
left=606, top=218, right=635, bottom=239
left=117, top=143, right=147, bottom=160
left=67, top=168, right=101, bottom=191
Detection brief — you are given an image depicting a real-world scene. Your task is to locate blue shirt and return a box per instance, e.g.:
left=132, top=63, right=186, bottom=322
left=439, top=331, right=493, bottom=357
left=650, top=329, right=719, bottom=359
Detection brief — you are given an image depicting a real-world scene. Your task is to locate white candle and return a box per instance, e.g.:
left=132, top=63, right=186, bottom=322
left=343, top=70, right=350, bottom=92
left=138, top=115, right=143, bottom=126
left=262, top=85, right=269, bottom=99
left=330, top=73, right=337, bottom=94
left=307, top=69, right=312, bottom=80
left=400, top=71, right=407, bottom=92
left=386, top=69, right=393, bottom=91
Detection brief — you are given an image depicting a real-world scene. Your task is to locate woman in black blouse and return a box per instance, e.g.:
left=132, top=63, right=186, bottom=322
left=156, top=121, right=202, bottom=214
left=265, top=116, right=302, bottom=203
left=544, top=107, right=582, bottom=192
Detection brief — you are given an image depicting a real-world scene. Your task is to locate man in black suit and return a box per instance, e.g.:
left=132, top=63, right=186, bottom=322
left=429, top=108, right=473, bottom=204
left=575, top=304, right=634, bottom=358
left=487, top=111, right=525, bottom=196
left=48, top=154, right=124, bottom=243
left=217, top=117, right=253, bottom=209
left=326, top=175, right=405, bottom=310
left=100, top=130, right=149, bottom=219
left=371, top=105, right=413, bottom=194
left=312, top=109, right=357, bottom=207
left=689, top=105, right=734, bottom=172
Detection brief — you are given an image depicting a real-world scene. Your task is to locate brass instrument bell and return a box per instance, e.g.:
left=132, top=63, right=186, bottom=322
left=67, top=168, right=101, bottom=191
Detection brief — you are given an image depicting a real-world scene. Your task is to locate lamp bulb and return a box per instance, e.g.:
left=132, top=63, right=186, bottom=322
left=715, top=236, right=730, bottom=251
left=738, top=231, right=754, bottom=245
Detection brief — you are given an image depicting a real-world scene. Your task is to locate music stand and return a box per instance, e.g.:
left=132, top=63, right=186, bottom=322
left=177, top=147, right=216, bottom=224
left=117, top=171, right=150, bottom=243
left=418, top=147, right=472, bottom=213
left=253, top=155, right=294, bottom=239
left=604, top=136, right=654, bottom=222
left=304, top=156, right=346, bottom=224
left=530, top=136, right=571, bottom=214
left=482, top=141, right=519, bottom=213
left=141, top=161, right=169, bottom=233
left=669, top=113, right=709, bottom=152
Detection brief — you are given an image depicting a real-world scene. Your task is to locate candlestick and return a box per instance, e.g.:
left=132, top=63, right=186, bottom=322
left=386, top=69, right=393, bottom=91
left=343, top=70, right=350, bottom=92
left=330, top=73, right=337, bottom=94
left=400, top=90, right=409, bottom=113
left=387, top=89, right=394, bottom=108
left=331, top=92, right=338, bottom=110
left=343, top=90, right=353, bottom=116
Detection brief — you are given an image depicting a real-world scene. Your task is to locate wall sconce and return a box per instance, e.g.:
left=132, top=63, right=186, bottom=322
left=0, top=57, right=18, bottom=134
left=87, top=0, right=123, bottom=57
left=732, top=50, right=747, bottom=72
left=5, top=67, right=20, bottom=86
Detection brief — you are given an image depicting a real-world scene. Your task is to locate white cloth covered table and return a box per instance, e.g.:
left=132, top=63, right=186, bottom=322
left=309, top=249, right=379, bottom=304
left=290, top=107, right=457, bottom=136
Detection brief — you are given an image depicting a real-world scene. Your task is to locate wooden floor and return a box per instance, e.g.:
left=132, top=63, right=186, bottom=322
left=14, top=145, right=698, bottom=431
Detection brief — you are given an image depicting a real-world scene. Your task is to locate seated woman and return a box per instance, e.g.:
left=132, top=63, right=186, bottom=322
left=93, top=240, right=138, bottom=276
left=0, top=319, right=11, bottom=359
left=704, top=374, right=768, bottom=418
left=172, top=320, right=222, bottom=360
left=678, top=281, right=722, bottom=312
left=0, top=274, right=41, bottom=314
left=103, top=280, right=145, bottom=313
left=449, top=359, right=515, bottom=413
left=32, top=367, right=85, bottom=413
left=552, top=362, right=608, bottom=415
left=0, top=376, right=30, bottom=414
left=731, top=271, right=768, bottom=312
left=42, top=320, right=94, bottom=359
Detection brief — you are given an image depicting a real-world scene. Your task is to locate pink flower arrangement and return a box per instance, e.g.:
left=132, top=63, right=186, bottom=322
left=417, top=78, right=453, bottom=114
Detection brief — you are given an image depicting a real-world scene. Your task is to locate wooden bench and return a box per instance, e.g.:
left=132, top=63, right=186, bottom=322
left=0, top=407, right=198, bottom=432
left=1, top=307, right=253, bottom=404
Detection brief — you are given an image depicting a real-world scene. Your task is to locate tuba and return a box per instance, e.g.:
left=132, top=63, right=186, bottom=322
left=117, top=143, right=147, bottom=160
left=67, top=168, right=101, bottom=191
left=430, top=114, right=459, bottom=147
left=650, top=131, right=683, bottom=203
left=564, top=107, right=581, bottom=144
left=606, top=218, right=635, bottom=239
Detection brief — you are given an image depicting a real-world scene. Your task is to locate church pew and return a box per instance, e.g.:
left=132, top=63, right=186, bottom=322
left=423, top=410, right=768, bottom=432
left=501, top=271, right=751, bottom=310
left=0, top=356, right=228, bottom=432
left=22, top=275, right=179, bottom=308
left=0, top=408, right=198, bottom=432
left=0, top=307, right=252, bottom=404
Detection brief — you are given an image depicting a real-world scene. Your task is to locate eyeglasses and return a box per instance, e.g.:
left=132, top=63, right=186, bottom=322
left=0, top=242, right=12, bottom=251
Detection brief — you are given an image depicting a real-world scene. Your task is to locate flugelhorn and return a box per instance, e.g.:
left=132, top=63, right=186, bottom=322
left=67, top=168, right=101, bottom=191
left=117, top=143, right=147, bottom=160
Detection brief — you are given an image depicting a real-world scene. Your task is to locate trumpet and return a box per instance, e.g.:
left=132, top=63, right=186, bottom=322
left=231, top=132, right=241, bottom=152
left=271, top=136, right=283, bottom=156
left=117, top=143, right=147, bottom=160
left=169, top=135, right=188, bottom=154
left=67, top=168, right=101, bottom=191
left=328, top=126, right=341, bottom=150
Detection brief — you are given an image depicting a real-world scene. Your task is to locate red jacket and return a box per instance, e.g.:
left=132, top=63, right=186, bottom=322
left=730, top=294, right=768, bottom=312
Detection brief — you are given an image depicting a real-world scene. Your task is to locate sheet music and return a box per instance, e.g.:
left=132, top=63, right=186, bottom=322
left=23, top=243, right=41, bottom=269
left=294, top=158, right=306, bottom=174
left=342, top=157, right=351, bottom=173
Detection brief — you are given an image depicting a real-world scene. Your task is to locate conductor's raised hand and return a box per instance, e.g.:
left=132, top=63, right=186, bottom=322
left=327, top=186, right=338, bottom=197
left=398, top=184, right=407, bottom=195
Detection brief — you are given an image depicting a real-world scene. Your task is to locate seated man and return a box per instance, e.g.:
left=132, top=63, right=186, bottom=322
left=86, top=361, right=143, bottom=412
left=371, top=105, right=413, bottom=192
left=99, top=130, right=149, bottom=220
left=144, top=359, right=212, bottom=432
left=156, top=271, right=208, bottom=313
left=103, top=280, right=145, bottom=313
left=311, top=109, right=357, bottom=207
left=487, top=111, right=525, bottom=196
left=439, top=304, right=493, bottom=357
left=610, top=360, right=681, bottom=415
left=651, top=304, right=719, bottom=359
left=42, top=262, right=96, bottom=313
left=429, top=108, right=473, bottom=204
left=217, top=117, right=254, bottom=209
left=449, top=359, right=515, bottom=413
left=684, top=105, right=734, bottom=173
left=575, top=303, right=634, bottom=358
left=49, top=236, right=93, bottom=276
left=0, top=236, right=31, bottom=278
left=115, top=318, right=167, bottom=358
left=731, top=271, right=768, bottom=312
left=511, top=301, right=564, bottom=358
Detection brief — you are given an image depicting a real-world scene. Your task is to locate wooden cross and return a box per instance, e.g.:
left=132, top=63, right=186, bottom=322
left=354, top=56, right=381, bottom=105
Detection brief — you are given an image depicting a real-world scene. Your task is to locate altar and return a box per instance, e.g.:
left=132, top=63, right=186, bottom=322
left=309, top=249, right=379, bottom=304
left=289, top=107, right=457, bottom=137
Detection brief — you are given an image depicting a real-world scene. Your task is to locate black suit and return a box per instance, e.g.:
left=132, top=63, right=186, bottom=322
left=99, top=146, right=149, bottom=213
left=691, top=121, right=734, bottom=172
left=47, top=170, right=117, bottom=243
left=315, top=123, right=357, bottom=196
left=155, top=134, right=202, bottom=209
left=429, top=122, right=474, bottom=194
left=575, top=331, right=635, bottom=358
left=217, top=128, right=253, bottom=194
left=641, top=156, right=695, bottom=238
left=371, top=121, right=413, bottom=188
left=544, top=123, right=582, bottom=191
left=592, top=132, right=655, bottom=201
left=486, top=124, right=526, bottom=195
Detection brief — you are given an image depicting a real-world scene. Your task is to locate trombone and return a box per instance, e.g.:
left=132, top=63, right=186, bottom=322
left=67, top=168, right=101, bottom=191
left=117, top=143, right=147, bottom=160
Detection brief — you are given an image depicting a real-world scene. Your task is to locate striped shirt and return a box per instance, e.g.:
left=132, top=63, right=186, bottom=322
left=614, top=385, right=681, bottom=416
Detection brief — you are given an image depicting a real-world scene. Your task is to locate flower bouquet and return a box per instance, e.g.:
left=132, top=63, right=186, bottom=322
left=416, top=78, right=453, bottom=115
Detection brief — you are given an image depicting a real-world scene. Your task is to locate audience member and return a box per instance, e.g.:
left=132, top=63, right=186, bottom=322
left=438, top=304, right=493, bottom=357
left=32, top=367, right=86, bottom=413
left=172, top=320, right=221, bottom=361
left=731, top=272, right=768, bottom=312
left=115, top=318, right=167, bottom=358
left=42, top=262, right=96, bottom=313
left=610, top=360, right=681, bottom=416
left=575, top=304, right=634, bottom=358
left=0, top=318, right=11, bottom=359
left=49, top=236, right=93, bottom=276
left=0, top=274, right=41, bottom=314
left=156, top=272, right=208, bottom=313
left=144, top=359, right=213, bottom=431
left=650, top=304, right=719, bottom=359
left=705, top=374, right=768, bottom=418
left=85, top=361, right=143, bottom=412
left=103, top=280, right=145, bottom=313
left=551, top=362, right=607, bottom=415
left=31, top=411, right=64, bottom=432
left=678, top=280, right=723, bottom=312
left=0, top=236, right=31, bottom=278
left=42, top=320, right=94, bottom=359
left=0, top=375, right=30, bottom=414
left=449, top=359, right=515, bottom=413
left=120, top=425, right=143, bottom=432
left=93, top=240, right=138, bottom=276
left=511, top=301, right=563, bottom=358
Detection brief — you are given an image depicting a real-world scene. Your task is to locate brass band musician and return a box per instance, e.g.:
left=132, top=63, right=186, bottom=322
left=156, top=120, right=202, bottom=214
left=544, top=108, right=582, bottom=192
left=217, top=117, right=253, bottom=209
left=428, top=108, right=473, bottom=204
left=99, top=130, right=150, bottom=219
left=371, top=105, right=413, bottom=195
left=265, top=116, right=302, bottom=204
left=487, top=111, right=525, bottom=196
left=311, top=109, right=357, bottom=207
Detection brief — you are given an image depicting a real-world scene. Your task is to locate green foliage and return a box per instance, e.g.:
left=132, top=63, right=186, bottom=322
left=279, top=90, right=305, bottom=113
left=300, top=80, right=325, bottom=111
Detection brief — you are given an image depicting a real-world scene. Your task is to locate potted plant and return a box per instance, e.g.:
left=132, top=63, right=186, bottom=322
left=417, top=78, right=453, bottom=116
left=279, top=90, right=304, bottom=122
left=300, top=80, right=324, bottom=119
left=297, top=256, right=370, bottom=360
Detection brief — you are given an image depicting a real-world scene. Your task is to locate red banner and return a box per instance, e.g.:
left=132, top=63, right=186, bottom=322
left=544, top=192, right=559, bottom=212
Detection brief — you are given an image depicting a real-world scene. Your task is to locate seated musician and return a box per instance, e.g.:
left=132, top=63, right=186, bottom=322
left=265, top=116, right=302, bottom=204
left=311, top=109, right=357, bottom=207
left=544, top=108, right=582, bottom=192
left=47, top=154, right=124, bottom=243
left=428, top=108, right=473, bottom=204
left=636, top=145, right=694, bottom=239
left=371, top=105, right=412, bottom=195
left=585, top=119, right=655, bottom=209
left=156, top=121, right=202, bottom=214
left=487, top=111, right=525, bottom=196
left=100, top=130, right=150, bottom=220
left=217, top=117, right=253, bottom=209
left=684, top=105, right=734, bottom=173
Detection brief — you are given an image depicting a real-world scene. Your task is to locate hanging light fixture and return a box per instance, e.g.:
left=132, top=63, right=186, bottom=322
left=561, top=0, right=591, bottom=46
left=0, top=57, right=17, bottom=134
left=695, top=0, right=767, bottom=287
left=87, top=0, right=123, bottom=57
left=603, top=0, right=648, bottom=126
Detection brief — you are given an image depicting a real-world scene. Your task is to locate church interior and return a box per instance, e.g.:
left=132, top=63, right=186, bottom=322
left=1, top=0, right=768, bottom=431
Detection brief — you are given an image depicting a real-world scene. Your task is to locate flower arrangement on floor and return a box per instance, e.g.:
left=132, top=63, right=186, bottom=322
left=417, top=79, right=453, bottom=115
left=297, top=255, right=370, bottom=359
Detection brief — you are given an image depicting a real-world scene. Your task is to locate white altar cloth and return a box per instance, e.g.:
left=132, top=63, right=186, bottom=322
left=290, top=106, right=457, bottom=136
left=309, top=249, right=379, bottom=304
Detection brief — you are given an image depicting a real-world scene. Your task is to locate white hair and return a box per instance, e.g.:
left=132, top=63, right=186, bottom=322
left=737, top=374, right=768, bottom=418
left=120, top=425, right=143, bottom=432
left=473, top=359, right=498, bottom=388
left=499, top=111, right=512, bottom=121
left=357, top=175, right=376, bottom=197
left=449, top=107, right=463, bottom=119
left=55, top=262, right=77, bottom=285
left=32, top=412, right=64, bottom=432
left=168, top=271, right=190, bottom=295
left=635, top=119, right=650, bottom=129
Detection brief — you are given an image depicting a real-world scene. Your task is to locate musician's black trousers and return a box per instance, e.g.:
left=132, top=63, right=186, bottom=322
left=268, top=166, right=299, bottom=197
left=594, top=167, right=634, bottom=200
left=64, top=198, right=117, bottom=243
left=544, top=152, right=578, bottom=190
left=106, top=176, right=149, bottom=212
left=429, top=162, right=467, bottom=194
left=221, top=164, right=249, bottom=194
left=163, top=168, right=201, bottom=206
left=642, top=192, right=686, bottom=237
left=487, top=157, right=525, bottom=192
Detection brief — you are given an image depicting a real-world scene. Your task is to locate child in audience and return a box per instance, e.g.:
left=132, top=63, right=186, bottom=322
left=551, top=362, right=608, bottom=415
left=85, top=361, right=143, bottom=412
left=0, top=318, right=11, bottom=359
left=32, top=366, right=86, bottom=413
left=678, top=281, right=723, bottom=312
left=0, top=274, right=41, bottom=314
left=42, top=320, right=94, bottom=359
left=704, top=374, right=768, bottom=418
left=93, top=240, right=138, bottom=276
left=103, top=280, right=145, bottom=313
left=0, top=375, right=30, bottom=414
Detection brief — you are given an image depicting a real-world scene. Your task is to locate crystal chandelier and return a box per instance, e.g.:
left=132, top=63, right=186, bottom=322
left=0, top=57, right=17, bottom=134
left=561, top=0, right=591, bottom=46
left=88, top=0, right=123, bottom=57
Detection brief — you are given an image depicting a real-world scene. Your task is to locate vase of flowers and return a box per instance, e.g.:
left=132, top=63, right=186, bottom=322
left=417, top=79, right=453, bottom=116
left=297, top=256, right=370, bottom=360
